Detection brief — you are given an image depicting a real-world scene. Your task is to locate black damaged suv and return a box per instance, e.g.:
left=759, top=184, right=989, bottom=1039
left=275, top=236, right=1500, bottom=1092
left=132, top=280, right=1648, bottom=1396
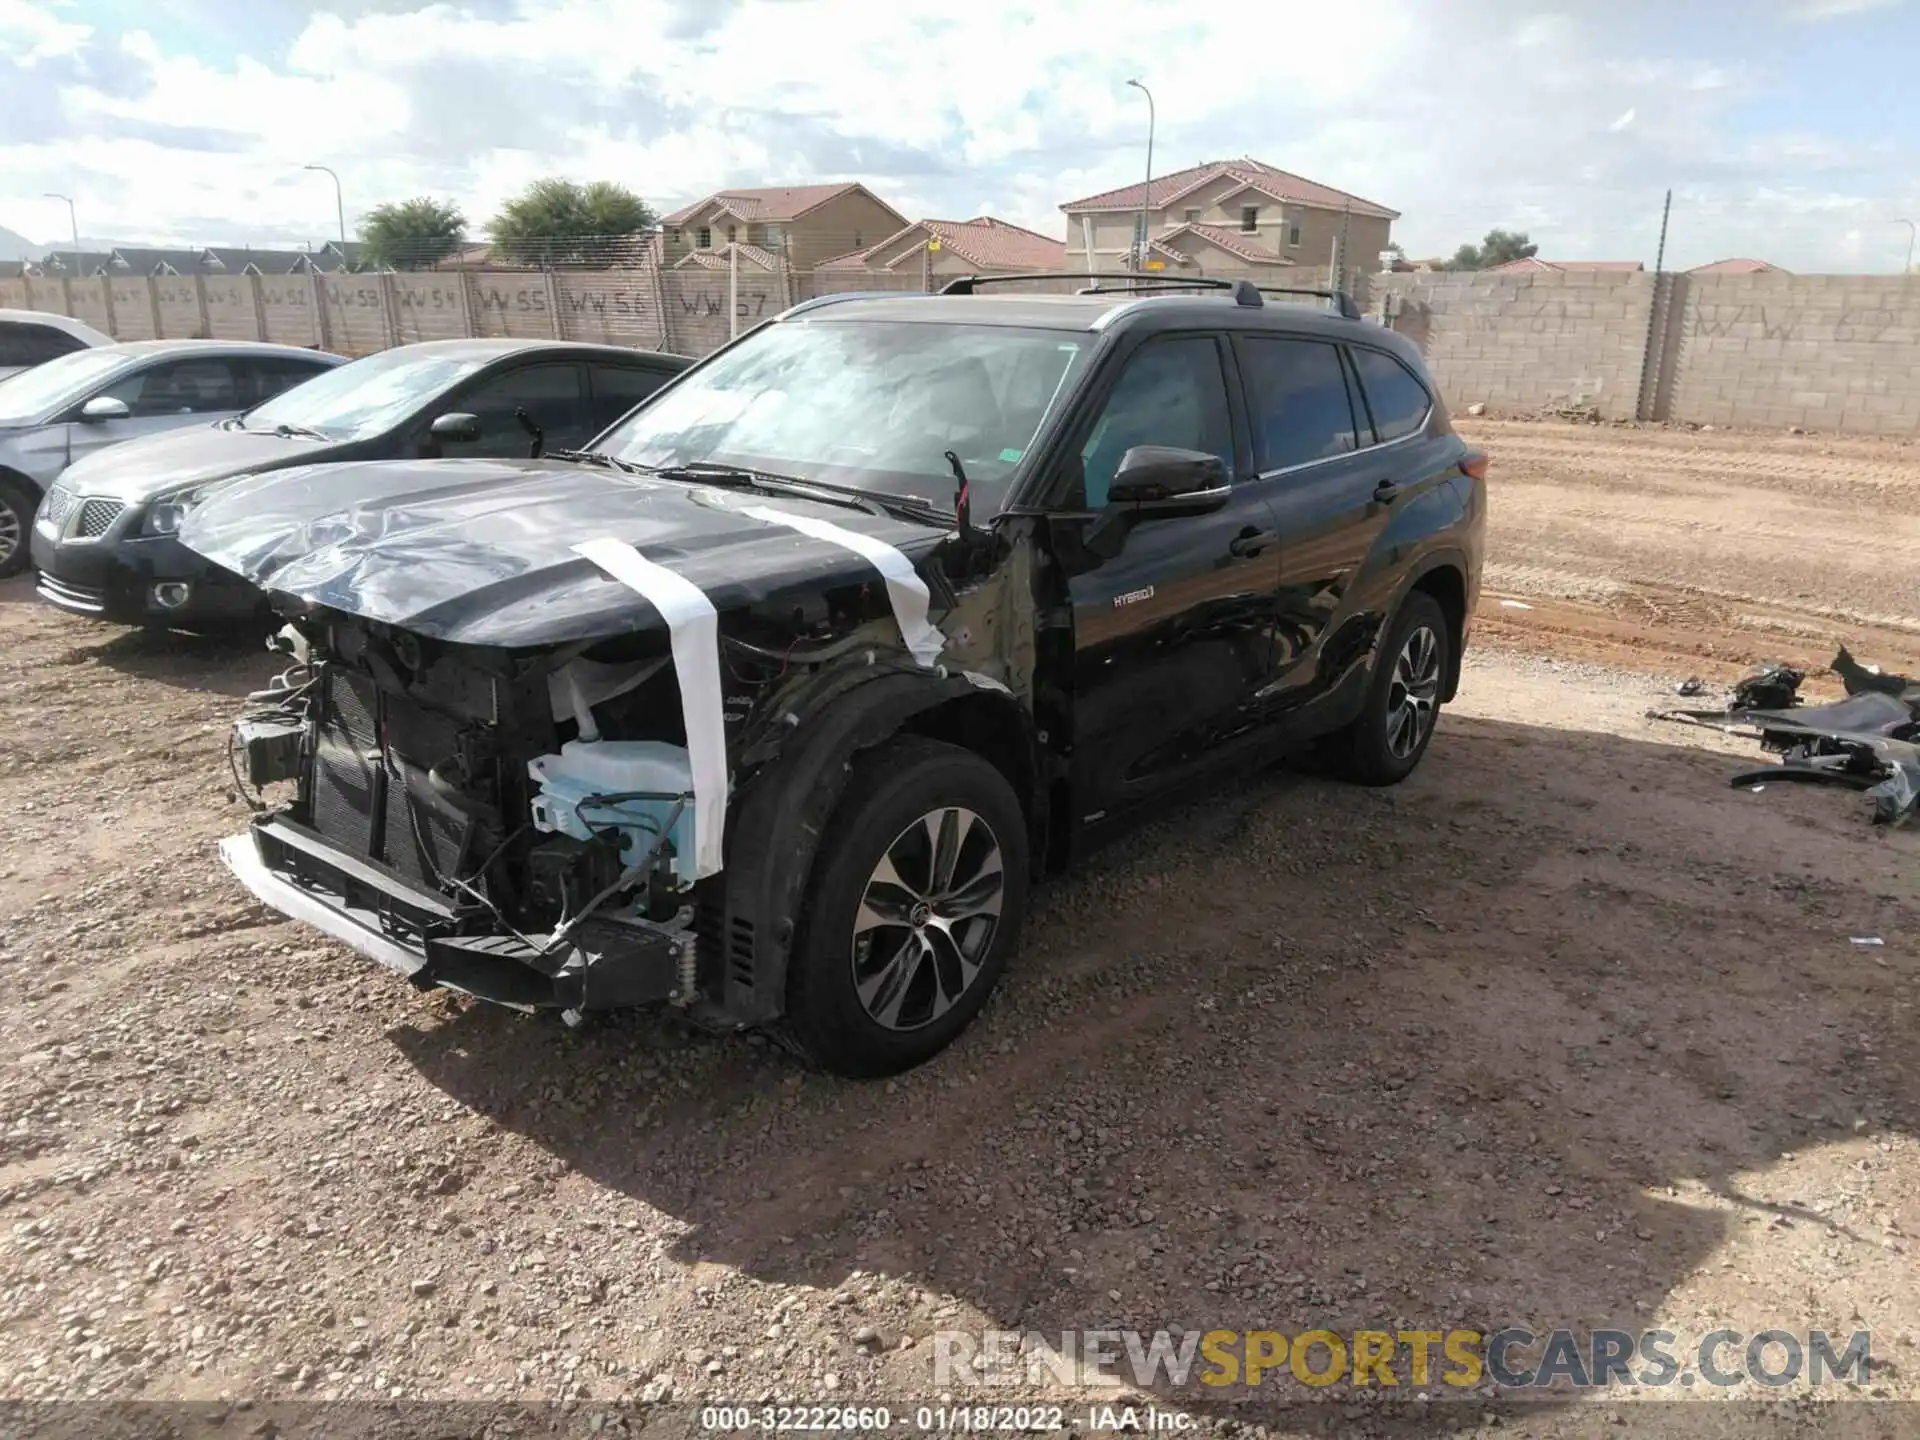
left=183, top=275, right=1485, bottom=1076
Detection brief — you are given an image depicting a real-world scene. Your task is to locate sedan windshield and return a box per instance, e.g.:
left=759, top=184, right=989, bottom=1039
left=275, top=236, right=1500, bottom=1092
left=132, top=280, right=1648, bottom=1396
left=240, top=347, right=490, bottom=440
left=0, top=348, right=136, bottom=425
left=596, top=320, right=1090, bottom=514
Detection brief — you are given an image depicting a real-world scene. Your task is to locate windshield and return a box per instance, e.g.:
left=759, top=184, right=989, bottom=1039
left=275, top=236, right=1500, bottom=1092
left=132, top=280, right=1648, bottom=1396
left=0, top=348, right=136, bottom=425
left=596, top=320, right=1090, bottom=513
left=240, top=347, right=490, bottom=440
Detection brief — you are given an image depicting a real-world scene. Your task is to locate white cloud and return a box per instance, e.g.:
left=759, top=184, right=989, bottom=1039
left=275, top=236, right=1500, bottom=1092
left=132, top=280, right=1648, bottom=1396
left=1787, top=0, right=1901, bottom=20
left=0, top=0, right=1913, bottom=273
left=0, top=0, right=89, bottom=63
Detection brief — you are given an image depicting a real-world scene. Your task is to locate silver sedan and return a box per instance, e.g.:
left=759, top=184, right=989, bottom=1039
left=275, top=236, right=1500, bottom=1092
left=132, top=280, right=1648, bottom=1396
left=0, top=338, right=344, bottom=577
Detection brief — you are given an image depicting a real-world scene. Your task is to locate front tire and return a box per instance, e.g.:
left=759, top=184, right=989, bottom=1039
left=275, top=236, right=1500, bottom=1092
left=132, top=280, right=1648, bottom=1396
left=0, top=476, right=35, bottom=580
left=778, top=735, right=1029, bottom=1077
left=1333, top=590, right=1451, bottom=786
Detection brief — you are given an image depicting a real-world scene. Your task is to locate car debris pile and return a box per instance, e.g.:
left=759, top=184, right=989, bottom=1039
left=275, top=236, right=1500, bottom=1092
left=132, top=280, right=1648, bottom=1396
left=1654, top=647, right=1920, bottom=827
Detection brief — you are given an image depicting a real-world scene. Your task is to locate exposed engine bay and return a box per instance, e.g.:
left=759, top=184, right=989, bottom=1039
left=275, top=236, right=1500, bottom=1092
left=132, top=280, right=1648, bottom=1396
left=221, top=517, right=1036, bottom=1027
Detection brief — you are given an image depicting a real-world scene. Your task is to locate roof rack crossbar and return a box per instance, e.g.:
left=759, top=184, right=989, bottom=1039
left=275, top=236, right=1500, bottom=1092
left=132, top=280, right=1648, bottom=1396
left=941, top=272, right=1264, bottom=307
left=1255, top=285, right=1363, bottom=320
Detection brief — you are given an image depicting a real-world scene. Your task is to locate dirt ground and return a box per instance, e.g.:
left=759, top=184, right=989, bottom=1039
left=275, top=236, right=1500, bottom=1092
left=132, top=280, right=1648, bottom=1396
left=3, top=420, right=1920, bottom=1437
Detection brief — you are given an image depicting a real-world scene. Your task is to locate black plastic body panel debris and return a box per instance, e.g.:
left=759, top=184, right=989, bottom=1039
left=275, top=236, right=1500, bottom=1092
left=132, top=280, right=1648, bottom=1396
left=1653, top=647, right=1920, bottom=827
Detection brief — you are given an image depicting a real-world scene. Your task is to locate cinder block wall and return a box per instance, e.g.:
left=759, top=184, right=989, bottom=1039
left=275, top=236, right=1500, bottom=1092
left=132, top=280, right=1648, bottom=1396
left=1374, top=271, right=1657, bottom=421
left=6, top=265, right=1918, bottom=435
left=1669, top=274, right=1920, bottom=433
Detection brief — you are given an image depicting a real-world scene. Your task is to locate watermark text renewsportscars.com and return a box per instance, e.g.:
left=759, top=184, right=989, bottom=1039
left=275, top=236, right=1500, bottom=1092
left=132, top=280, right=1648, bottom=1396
left=930, top=1328, right=1873, bottom=1392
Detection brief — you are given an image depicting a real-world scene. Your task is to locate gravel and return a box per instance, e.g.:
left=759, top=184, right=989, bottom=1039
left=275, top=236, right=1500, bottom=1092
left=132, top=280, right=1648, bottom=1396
left=4, top=426, right=1920, bottom=1432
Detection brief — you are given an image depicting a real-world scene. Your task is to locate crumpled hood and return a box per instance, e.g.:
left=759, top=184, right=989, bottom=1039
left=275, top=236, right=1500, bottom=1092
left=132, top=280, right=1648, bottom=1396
left=55, top=422, right=346, bottom=503
left=178, top=456, right=947, bottom=649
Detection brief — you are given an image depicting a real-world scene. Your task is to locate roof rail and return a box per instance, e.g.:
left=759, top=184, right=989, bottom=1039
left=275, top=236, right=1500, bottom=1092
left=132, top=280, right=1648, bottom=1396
left=1256, top=286, right=1363, bottom=320
left=940, top=272, right=1264, bottom=307
left=778, top=290, right=925, bottom=318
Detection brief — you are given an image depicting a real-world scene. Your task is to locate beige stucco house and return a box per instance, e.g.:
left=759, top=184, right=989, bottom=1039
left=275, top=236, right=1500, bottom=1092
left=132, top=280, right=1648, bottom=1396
left=814, top=216, right=1066, bottom=283
left=660, top=184, right=909, bottom=273
left=1060, top=157, right=1398, bottom=282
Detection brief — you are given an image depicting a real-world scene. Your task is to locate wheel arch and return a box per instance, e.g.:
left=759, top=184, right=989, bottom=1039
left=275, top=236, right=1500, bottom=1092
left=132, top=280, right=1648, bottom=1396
left=0, top=463, right=43, bottom=499
left=1395, top=551, right=1470, bottom=702
left=696, top=670, right=1043, bottom=1030
left=0, top=465, right=44, bottom=575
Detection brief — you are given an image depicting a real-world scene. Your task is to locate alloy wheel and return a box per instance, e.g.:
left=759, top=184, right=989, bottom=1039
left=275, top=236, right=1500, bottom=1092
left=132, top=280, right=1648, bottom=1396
left=1385, top=624, right=1442, bottom=760
left=850, top=806, right=1006, bottom=1032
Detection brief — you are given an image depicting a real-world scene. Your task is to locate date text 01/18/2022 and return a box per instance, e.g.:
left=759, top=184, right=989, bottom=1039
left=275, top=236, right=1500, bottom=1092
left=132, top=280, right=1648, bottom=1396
left=698, top=1405, right=1196, bottom=1432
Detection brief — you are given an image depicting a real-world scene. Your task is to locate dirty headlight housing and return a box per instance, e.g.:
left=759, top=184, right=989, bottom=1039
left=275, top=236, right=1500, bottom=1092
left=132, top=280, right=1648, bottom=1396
left=142, top=479, right=235, bottom=537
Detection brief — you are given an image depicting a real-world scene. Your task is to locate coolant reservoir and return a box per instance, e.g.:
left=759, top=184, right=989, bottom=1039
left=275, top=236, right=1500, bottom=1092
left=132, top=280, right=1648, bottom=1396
left=527, top=740, right=698, bottom=883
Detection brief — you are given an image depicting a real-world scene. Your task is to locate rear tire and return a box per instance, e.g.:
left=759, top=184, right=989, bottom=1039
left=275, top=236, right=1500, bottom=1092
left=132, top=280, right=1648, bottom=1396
left=1332, top=590, right=1451, bottom=786
left=0, top=476, right=36, bottom=580
left=777, top=735, right=1029, bottom=1077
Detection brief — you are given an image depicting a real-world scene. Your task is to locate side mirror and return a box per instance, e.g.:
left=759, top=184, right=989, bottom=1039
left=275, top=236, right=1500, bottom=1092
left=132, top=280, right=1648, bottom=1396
left=79, top=395, right=131, bottom=424
left=429, top=412, right=481, bottom=444
left=1108, top=445, right=1230, bottom=515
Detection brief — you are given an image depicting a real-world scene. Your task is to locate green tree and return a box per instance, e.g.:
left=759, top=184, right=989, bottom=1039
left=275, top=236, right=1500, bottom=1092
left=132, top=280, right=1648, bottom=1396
left=488, top=178, right=658, bottom=266
left=358, top=196, right=467, bottom=271
left=1445, top=228, right=1538, bottom=271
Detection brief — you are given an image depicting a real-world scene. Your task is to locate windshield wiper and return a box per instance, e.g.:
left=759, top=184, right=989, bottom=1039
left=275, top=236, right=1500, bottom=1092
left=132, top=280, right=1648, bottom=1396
left=645, top=463, right=873, bottom=513
left=270, top=423, right=329, bottom=441
left=548, top=448, right=645, bottom=475
left=646, top=462, right=956, bottom=529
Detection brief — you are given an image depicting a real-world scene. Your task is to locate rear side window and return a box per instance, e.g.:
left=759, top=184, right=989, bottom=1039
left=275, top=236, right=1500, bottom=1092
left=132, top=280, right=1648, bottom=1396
left=586, top=362, right=673, bottom=432
left=0, top=321, right=86, bottom=368
left=1237, top=336, right=1361, bottom=472
left=240, top=356, right=336, bottom=406
left=1349, top=347, right=1431, bottom=444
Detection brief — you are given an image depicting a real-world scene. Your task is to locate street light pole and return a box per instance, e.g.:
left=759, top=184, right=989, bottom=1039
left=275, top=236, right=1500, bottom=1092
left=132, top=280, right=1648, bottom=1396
left=1126, top=78, right=1155, bottom=273
left=1900, top=219, right=1917, bottom=275
left=43, top=193, right=78, bottom=272
left=305, top=164, right=346, bottom=247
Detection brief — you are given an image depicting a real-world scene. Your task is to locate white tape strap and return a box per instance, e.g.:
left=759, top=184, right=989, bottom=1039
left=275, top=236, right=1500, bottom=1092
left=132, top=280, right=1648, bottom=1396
left=572, top=539, right=727, bottom=879
left=740, top=505, right=945, bottom=668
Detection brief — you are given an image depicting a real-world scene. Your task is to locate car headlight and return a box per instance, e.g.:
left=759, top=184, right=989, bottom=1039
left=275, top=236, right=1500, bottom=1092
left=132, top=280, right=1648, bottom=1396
left=141, top=478, right=239, bottom=538
left=143, top=496, right=199, bottom=536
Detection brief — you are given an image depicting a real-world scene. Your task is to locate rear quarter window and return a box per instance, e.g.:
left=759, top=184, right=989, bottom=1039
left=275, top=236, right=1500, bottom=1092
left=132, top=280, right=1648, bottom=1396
left=0, top=322, right=86, bottom=368
left=1348, top=346, right=1432, bottom=444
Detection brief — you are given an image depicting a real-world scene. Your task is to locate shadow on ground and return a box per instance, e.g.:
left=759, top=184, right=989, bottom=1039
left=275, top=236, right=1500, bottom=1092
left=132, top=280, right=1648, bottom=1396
left=388, top=712, right=1920, bottom=1435
left=45, top=620, right=275, bottom=698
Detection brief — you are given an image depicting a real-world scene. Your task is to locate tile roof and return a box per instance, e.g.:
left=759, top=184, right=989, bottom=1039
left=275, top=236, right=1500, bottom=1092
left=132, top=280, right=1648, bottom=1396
left=39, top=250, right=118, bottom=276
left=671, top=242, right=781, bottom=271
left=105, top=247, right=207, bottom=275
left=1159, top=222, right=1290, bottom=265
left=1487, top=257, right=1644, bottom=273
left=821, top=217, right=1065, bottom=272
left=663, top=183, right=880, bottom=227
left=1061, top=157, right=1398, bottom=221
left=1688, top=257, right=1783, bottom=275
left=919, top=217, right=1066, bottom=271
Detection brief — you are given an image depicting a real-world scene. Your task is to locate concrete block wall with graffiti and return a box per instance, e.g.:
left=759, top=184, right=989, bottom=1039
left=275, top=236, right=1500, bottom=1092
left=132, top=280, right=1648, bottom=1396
left=0, top=265, right=805, bottom=362
left=8, top=265, right=1920, bottom=436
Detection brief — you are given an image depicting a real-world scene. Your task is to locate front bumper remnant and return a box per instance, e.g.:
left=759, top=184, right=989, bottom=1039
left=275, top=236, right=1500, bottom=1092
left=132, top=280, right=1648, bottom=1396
left=218, top=821, right=693, bottom=1011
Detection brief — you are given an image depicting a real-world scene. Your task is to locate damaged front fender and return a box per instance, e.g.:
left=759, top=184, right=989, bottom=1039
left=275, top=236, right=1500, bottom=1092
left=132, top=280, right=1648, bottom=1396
left=697, top=668, right=1041, bottom=1028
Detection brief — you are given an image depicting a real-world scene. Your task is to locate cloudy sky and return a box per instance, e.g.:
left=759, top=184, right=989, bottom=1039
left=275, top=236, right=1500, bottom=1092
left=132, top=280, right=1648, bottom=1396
left=1, top=0, right=1915, bottom=271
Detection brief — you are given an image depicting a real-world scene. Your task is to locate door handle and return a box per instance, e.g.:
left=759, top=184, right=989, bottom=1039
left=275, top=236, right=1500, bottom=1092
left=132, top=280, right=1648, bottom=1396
left=1228, top=527, right=1279, bottom=557
left=1372, top=479, right=1401, bottom=504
